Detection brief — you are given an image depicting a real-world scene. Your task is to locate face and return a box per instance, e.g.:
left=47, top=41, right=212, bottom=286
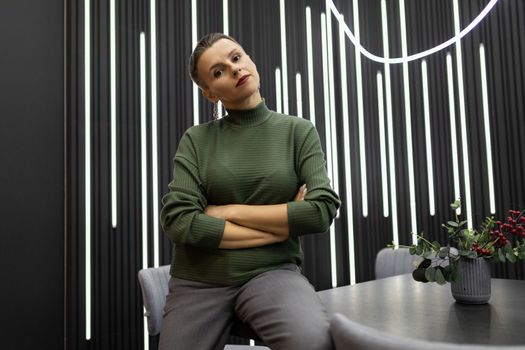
left=197, top=38, right=262, bottom=110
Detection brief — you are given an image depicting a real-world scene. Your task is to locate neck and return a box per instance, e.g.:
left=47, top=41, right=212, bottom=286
left=223, top=98, right=271, bottom=127
left=222, top=91, right=263, bottom=110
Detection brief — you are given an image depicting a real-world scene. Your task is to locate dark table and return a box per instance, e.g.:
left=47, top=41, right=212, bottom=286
left=317, top=274, right=525, bottom=346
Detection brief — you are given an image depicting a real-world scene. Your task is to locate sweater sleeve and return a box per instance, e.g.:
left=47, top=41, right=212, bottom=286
left=160, top=131, right=225, bottom=249
left=287, top=123, right=341, bottom=237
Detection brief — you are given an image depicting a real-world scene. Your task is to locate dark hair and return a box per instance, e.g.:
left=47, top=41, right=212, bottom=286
left=188, top=33, right=240, bottom=88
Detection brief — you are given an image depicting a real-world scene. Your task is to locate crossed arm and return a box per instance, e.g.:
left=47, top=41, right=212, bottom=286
left=207, top=184, right=307, bottom=249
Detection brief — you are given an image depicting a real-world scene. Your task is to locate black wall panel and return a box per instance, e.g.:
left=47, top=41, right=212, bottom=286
left=0, top=0, right=64, bottom=348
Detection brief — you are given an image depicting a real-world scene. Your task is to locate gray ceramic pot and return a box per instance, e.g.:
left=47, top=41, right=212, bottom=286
left=451, top=257, right=491, bottom=304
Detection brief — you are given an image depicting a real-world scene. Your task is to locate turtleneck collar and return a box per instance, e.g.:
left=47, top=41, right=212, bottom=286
left=223, top=99, right=272, bottom=127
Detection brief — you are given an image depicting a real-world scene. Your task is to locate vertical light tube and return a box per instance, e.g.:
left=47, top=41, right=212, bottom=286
left=321, top=12, right=337, bottom=288
left=381, top=0, right=399, bottom=245
left=351, top=0, right=368, bottom=218
left=453, top=0, right=472, bottom=227
left=296, top=73, right=303, bottom=118
left=479, top=43, right=496, bottom=214
left=223, top=0, right=229, bottom=35
left=84, top=0, right=91, bottom=341
left=446, top=53, right=461, bottom=215
left=218, top=0, right=229, bottom=120
left=140, top=33, right=149, bottom=270
left=326, top=1, right=340, bottom=203
left=279, top=0, right=289, bottom=115
left=421, top=60, right=436, bottom=216
left=376, top=72, right=389, bottom=218
left=191, top=0, right=199, bottom=126
left=399, top=0, right=418, bottom=244
left=110, top=0, right=117, bottom=229
left=305, top=7, right=316, bottom=126
left=275, top=68, right=282, bottom=113
left=150, top=0, right=160, bottom=269
left=339, top=16, right=356, bottom=285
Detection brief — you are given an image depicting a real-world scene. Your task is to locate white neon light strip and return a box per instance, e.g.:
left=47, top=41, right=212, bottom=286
left=219, top=0, right=228, bottom=120
left=150, top=0, right=160, bottom=268
left=453, top=0, right=473, bottom=228
left=325, top=0, right=340, bottom=208
left=351, top=0, right=368, bottom=217
left=381, top=0, right=399, bottom=244
left=421, top=60, right=436, bottom=216
left=275, top=68, right=282, bottom=113
left=479, top=43, right=496, bottom=214
left=147, top=1, right=155, bottom=347
left=339, top=16, right=356, bottom=285
left=191, top=0, right=199, bottom=126
left=446, top=53, right=461, bottom=216
left=144, top=312, right=149, bottom=350
left=84, top=0, right=91, bottom=340
left=399, top=0, right=417, bottom=244
left=296, top=73, right=303, bottom=118
left=140, top=33, right=149, bottom=270
left=376, top=72, right=389, bottom=218
left=328, top=0, right=500, bottom=64
left=110, top=0, right=117, bottom=229
left=279, top=0, right=289, bottom=115
left=321, top=12, right=337, bottom=288
left=305, top=7, right=316, bottom=127
left=223, top=0, right=229, bottom=35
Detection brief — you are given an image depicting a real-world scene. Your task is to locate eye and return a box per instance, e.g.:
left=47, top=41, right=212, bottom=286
left=213, top=69, right=223, bottom=78
left=232, top=54, right=241, bottom=62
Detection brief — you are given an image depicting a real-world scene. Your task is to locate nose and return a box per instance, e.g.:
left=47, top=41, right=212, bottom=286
left=233, top=67, right=242, bottom=76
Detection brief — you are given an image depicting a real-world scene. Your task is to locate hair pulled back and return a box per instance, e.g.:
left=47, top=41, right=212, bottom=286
left=188, top=33, right=240, bottom=88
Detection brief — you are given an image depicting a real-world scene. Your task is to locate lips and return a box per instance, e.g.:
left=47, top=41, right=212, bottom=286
left=236, top=74, right=250, bottom=87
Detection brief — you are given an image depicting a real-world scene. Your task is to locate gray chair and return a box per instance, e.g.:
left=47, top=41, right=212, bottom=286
left=137, top=265, right=268, bottom=349
left=374, top=247, right=421, bottom=279
left=330, top=313, right=524, bottom=350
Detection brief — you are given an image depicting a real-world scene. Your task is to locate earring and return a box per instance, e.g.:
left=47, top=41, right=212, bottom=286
left=213, top=102, right=218, bottom=120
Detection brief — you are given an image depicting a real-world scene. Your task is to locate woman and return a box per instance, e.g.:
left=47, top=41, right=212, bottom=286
left=159, top=33, right=340, bottom=350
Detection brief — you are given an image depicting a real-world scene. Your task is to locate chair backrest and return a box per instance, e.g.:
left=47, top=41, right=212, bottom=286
left=137, top=265, right=171, bottom=335
left=374, top=247, right=419, bottom=279
left=330, top=313, right=522, bottom=350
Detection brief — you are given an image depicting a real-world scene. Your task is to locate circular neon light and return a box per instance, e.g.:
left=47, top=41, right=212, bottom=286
left=328, top=0, right=499, bottom=64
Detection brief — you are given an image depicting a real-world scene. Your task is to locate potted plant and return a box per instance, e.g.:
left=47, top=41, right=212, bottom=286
left=390, top=200, right=525, bottom=304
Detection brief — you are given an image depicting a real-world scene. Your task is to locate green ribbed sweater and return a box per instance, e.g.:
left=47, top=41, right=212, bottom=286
left=160, top=101, right=340, bottom=285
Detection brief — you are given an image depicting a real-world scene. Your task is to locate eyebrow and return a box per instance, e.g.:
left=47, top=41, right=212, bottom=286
left=208, top=48, right=238, bottom=73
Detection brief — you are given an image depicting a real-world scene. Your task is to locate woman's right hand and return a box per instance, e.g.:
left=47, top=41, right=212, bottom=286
left=294, top=184, right=307, bottom=202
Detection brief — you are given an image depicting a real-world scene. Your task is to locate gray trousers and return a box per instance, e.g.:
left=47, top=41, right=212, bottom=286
left=158, top=264, right=333, bottom=350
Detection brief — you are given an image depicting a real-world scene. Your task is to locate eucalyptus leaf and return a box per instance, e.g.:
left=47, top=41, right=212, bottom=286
left=506, top=252, right=517, bottom=263
left=450, top=200, right=461, bottom=209
left=438, top=247, right=450, bottom=258
left=418, top=259, right=432, bottom=269
left=467, top=251, right=478, bottom=259
left=498, top=248, right=506, bottom=263
left=459, top=250, right=470, bottom=256
left=447, top=221, right=459, bottom=228
left=425, top=267, right=436, bottom=282
left=432, top=241, right=441, bottom=251
left=435, top=268, right=446, bottom=285
left=443, top=265, right=453, bottom=282
left=412, top=268, right=428, bottom=283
